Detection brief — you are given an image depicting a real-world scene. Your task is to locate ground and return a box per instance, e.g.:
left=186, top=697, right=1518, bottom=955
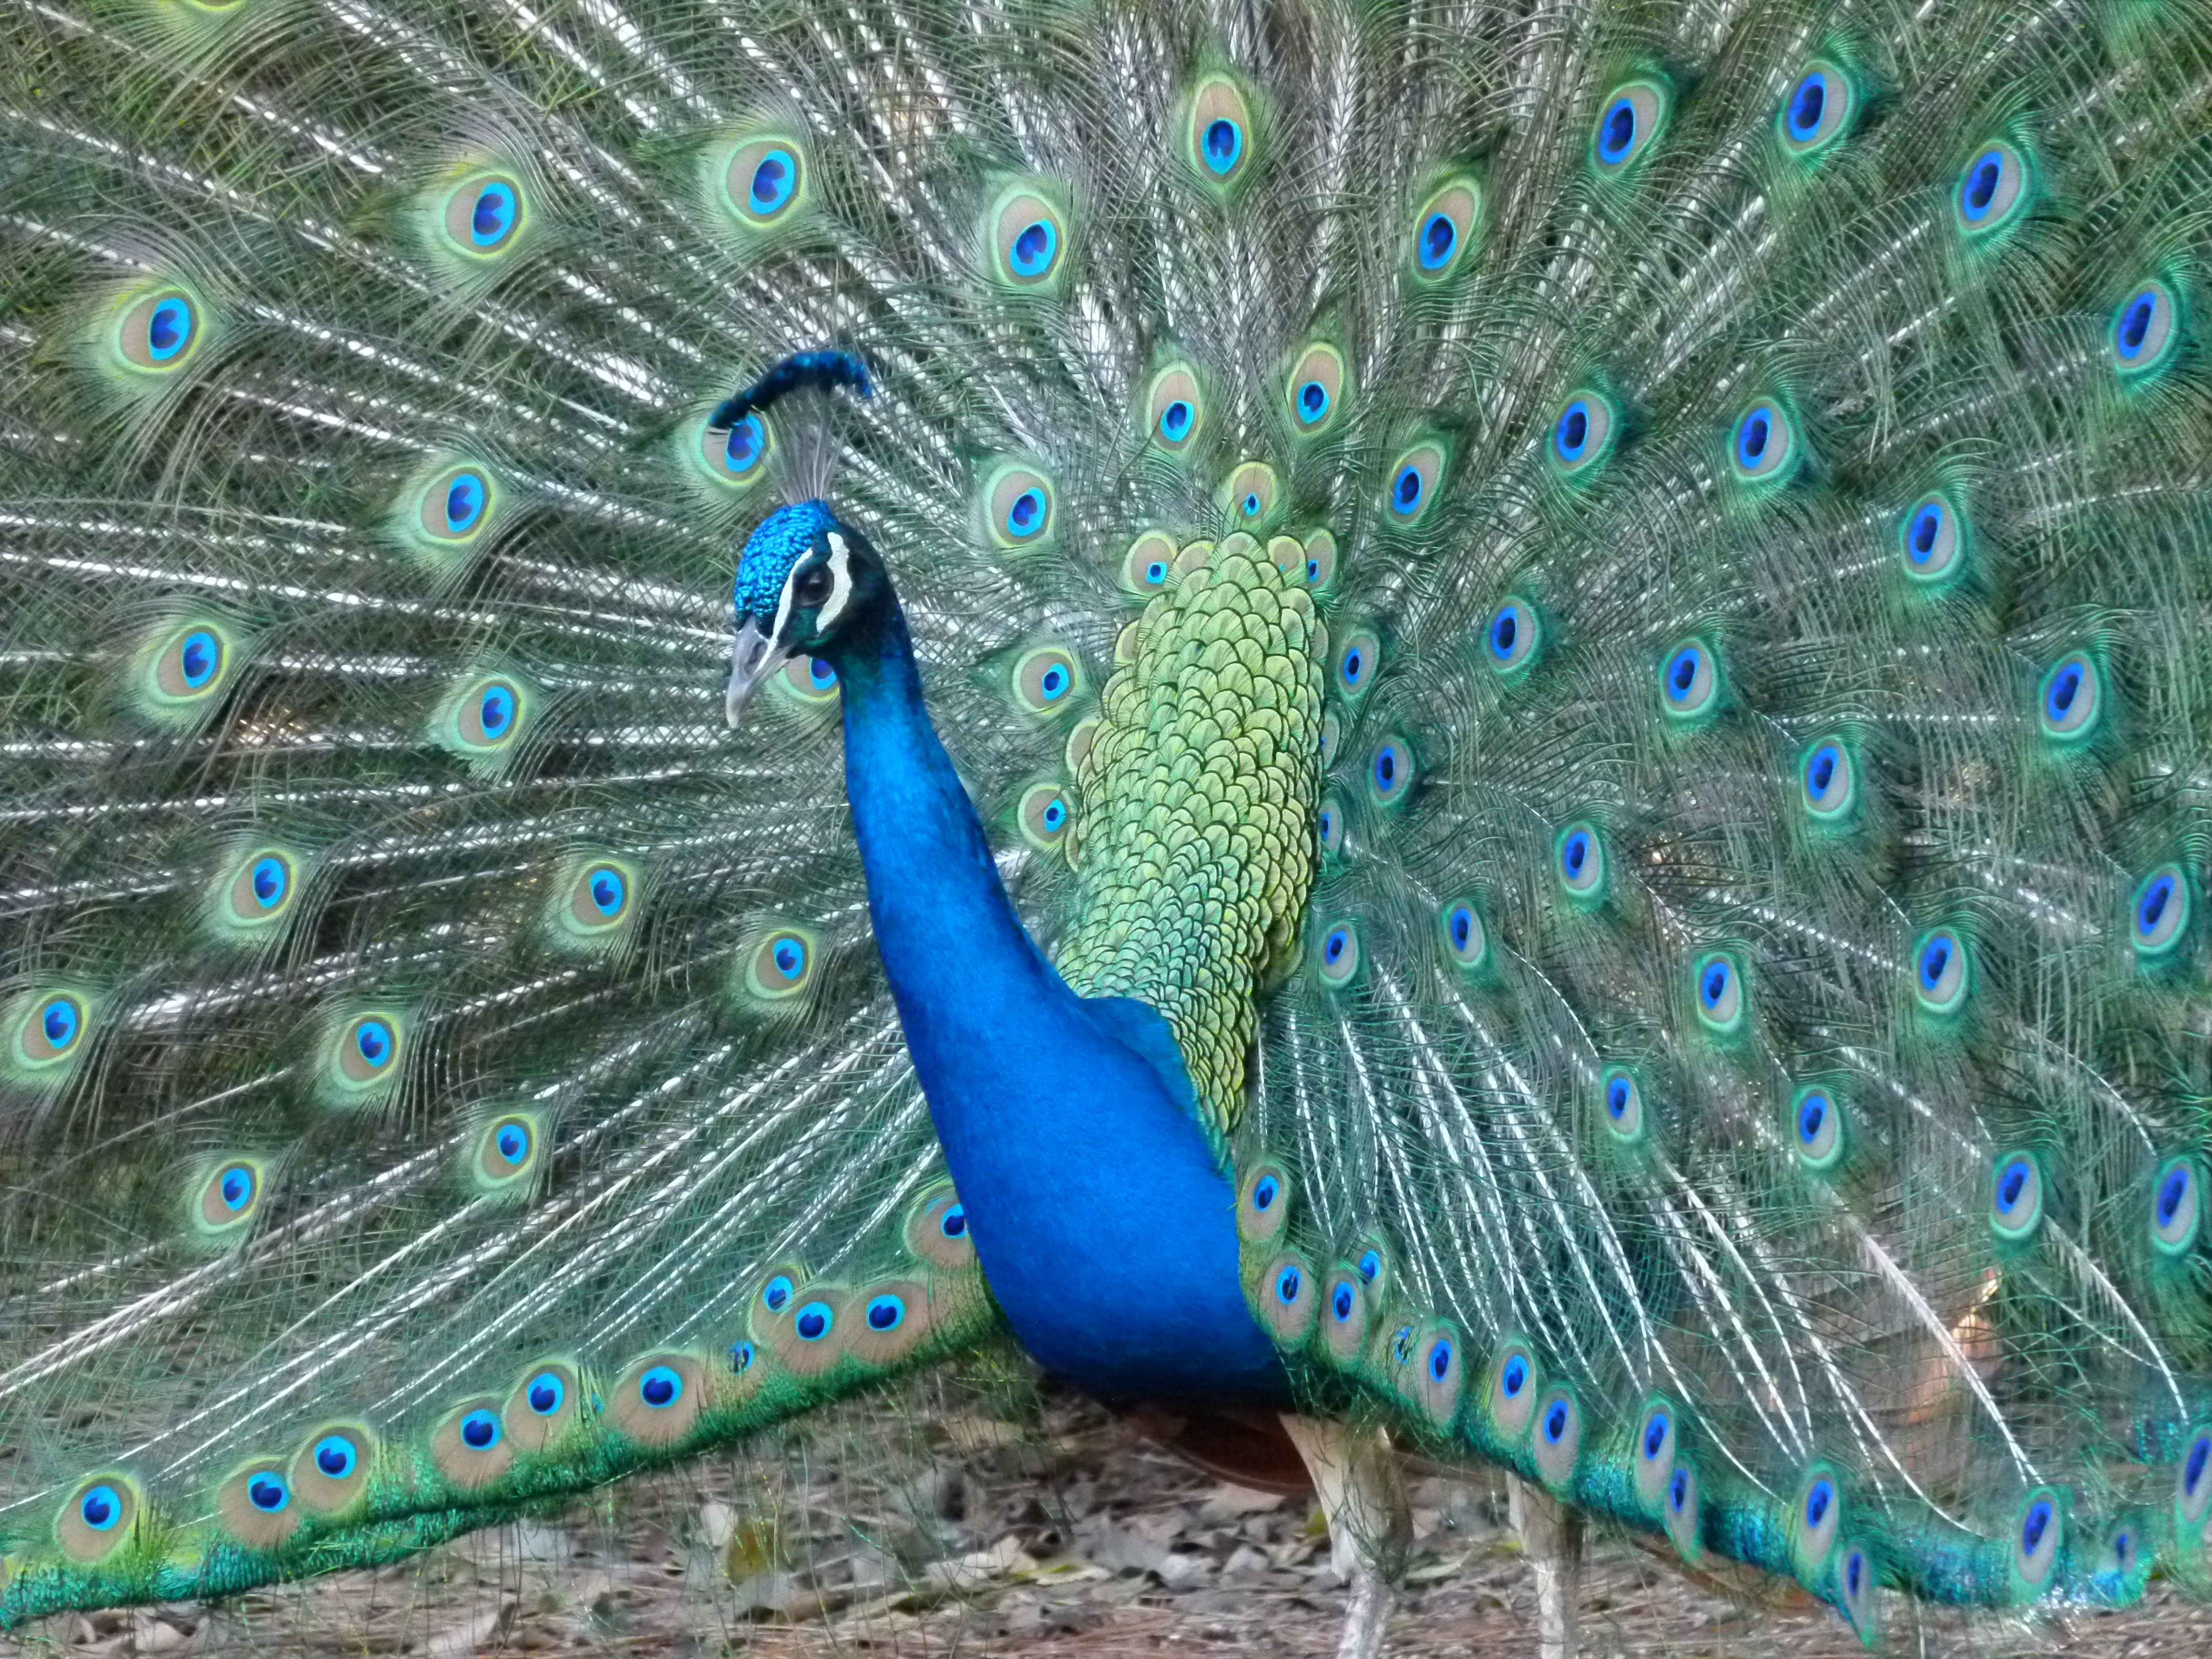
left=8, top=1376, right=2206, bottom=1658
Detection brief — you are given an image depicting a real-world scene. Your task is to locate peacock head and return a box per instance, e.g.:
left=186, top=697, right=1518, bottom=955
left=725, top=499, right=888, bottom=725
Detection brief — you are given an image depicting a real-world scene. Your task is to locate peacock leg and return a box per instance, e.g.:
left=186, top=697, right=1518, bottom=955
left=1280, top=1414, right=1409, bottom=1659
left=1507, top=1474, right=1584, bottom=1659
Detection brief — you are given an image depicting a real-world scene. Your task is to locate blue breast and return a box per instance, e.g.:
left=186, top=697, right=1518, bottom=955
left=828, top=605, right=1288, bottom=1407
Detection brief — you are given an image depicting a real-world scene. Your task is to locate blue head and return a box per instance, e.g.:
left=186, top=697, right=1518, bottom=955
left=725, top=499, right=887, bottom=724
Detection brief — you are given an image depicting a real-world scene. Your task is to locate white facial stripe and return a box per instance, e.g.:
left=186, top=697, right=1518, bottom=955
left=770, top=561, right=799, bottom=647
left=815, top=531, right=855, bottom=632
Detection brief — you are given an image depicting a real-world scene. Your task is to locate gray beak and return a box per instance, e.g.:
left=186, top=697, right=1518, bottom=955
left=725, top=618, right=788, bottom=727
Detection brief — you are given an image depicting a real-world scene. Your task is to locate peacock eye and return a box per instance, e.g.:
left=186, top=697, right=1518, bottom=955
left=2111, top=280, right=2179, bottom=376
left=795, top=563, right=833, bottom=607
left=1954, top=140, right=2030, bottom=237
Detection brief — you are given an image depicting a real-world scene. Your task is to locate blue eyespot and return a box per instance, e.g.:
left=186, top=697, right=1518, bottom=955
left=1786, top=74, right=1826, bottom=140
left=749, top=150, right=797, bottom=216
left=1159, top=399, right=1193, bottom=442
left=2153, top=1156, right=2201, bottom=1253
left=722, top=415, right=766, bottom=477
left=1955, top=141, right=2028, bottom=236
left=729, top=1341, right=755, bottom=1373
left=1661, top=642, right=1714, bottom=713
left=1331, top=1283, right=1355, bottom=1320
left=639, top=1365, right=682, bottom=1408
left=1417, top=211, right=1457, bottom=271
left=2132, top=865, right=2189, bottom=956
left=2185, top=1433, right=2212, bottom=1503
left=1428, top=1339, right=1453, bottom=1381
left=1991, top=1153, right=2043, bottom=1240
left=2111, top=281, right=2178, bottom=374
left=1253, top=1175, right=1279, bottom=1211
left=1731, top=399, right=1800, bottom=483
left=495, top=1122, right=529, bottom=1165
left=1597, top=99, right=1637, bottom=165
left=80, top=1484, right=122, bottom=1530
left=250, top=856, right=288, bottom=908
left=1038, top=664, right=1069, bottom=701
left=313, top=1435, right=357, bottom=1479
left=2040, top=652, right=2101, bottom=739
left=42, top=996, right=80, bottom=1052
left=1202, top=117, right=1243, bottom=175
left=355, top=1017, right=392, bottom=1068
left=1543, top=1400, right=1569, bottom=1443
left=1798, top=1093, right=1827, bottom=1144
left=1324, top=928, right=1348, bottom=963
left=1241, top=491, right=1261, bottom=518
left=866, top=1293, right=905, bottom=1332
left=460, top=1409, right=501, bottom=1450
left=1005, top=487, right=1046, bottom=539
left=470, top=182, right=518, bottom=248
left=940, top=1203, right=967, bottom=1239
left=1915, top=928, right=1967, bottom=1012
left=1501, top=1355, right=1528, bottom=1397
left=1392, top=464, right=1423, bottom=513
left=1447, top=904, right=1477, bottom=955
left=1372, top=742, right=1402, bottom=797
left=1670, top=1469, right=1689, bottom=1511
left=146, top=295, right=193, bottom=362
left=1305, top=559, right=1320, bottom=582
left=1607, top=1077, right=1632, bottom=1120
left=1694, top=952, right=1743, bottom=1031
left=1559, top=826, right=1593, bottom=886
left=1356, top=1248, right=1381, bottom=1283
left=795, top=1300, right=834, bottom=1342
left=477, top=684, right=515, bottom=741
left=527, top=1372, right=565, bottom=1415
left=219, top=1164, right=254, bottom=1210
left=248, top=1473, right=289, bottom=1513
left=443, top=473, right=486, bottom=536
left=762, top=1274, right=795, bottom=1312
left=179, top=629, right=220, bottom=689
left=1009, top=219, right=1056, bottom=279
left=1805, top=1478, right=1833, bottom=1530
left=772, top=938, right=806, bottom=980
left=1147, top=560, right=1169, bottom=584
left=1554, top=400, right=1590, bottom=460
left=1341, top=645, right=1364, bottom=687
left=2021, top=1498, right=2052, bottom=1554
left=1643, top=1412, right=1669, bottom=1459
left=1802, top=741, right=1854, bottom=818
left=1275, top=1265, right=1301, bottom=1303
left=1298, top=380, right=1329, bottom=422
left=587, top=869, right=626, bottom=918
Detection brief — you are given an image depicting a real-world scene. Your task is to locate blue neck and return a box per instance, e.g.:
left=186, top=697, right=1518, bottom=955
left=823, top=599, right=1285, bottom=1407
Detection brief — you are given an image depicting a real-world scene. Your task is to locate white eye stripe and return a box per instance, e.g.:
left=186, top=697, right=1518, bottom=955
left=815, top=531, right=854, bottom=631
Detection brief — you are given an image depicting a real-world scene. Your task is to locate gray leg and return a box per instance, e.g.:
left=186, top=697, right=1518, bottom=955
left=1280, top=1415, right=1408, bottom=1659
left=1508, top=1474, right=1584, bottom=1659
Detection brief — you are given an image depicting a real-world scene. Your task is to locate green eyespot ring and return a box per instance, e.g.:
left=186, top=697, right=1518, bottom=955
left=744, top=925, right=819, bottom=1003
left=718, top=134, right=809, bottom=229
left=1410, top=177, right=1481, bottom=282
left=440, top=170, right=530, bottom=259
left=113, top=283, right=207, bottom=375
left=1220, top=459, right=1281, bottom=529
left=1012, top=645, right=1082, bottom=715
left=989, top=183, right=1069, bottom=288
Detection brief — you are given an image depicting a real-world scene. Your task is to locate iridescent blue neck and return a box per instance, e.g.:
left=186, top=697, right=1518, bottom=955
left=818, top=596, right=1285, bottom=1406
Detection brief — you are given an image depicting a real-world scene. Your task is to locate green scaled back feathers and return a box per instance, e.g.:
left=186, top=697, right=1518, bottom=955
left=6, top=0, right=2212, bottom=1647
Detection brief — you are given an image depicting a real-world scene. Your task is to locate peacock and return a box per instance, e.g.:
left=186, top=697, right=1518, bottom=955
left=6, top=0, right=2212, bottom=1653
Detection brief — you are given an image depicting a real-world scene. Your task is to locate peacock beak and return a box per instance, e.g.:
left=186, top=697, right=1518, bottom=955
left=725, top=617, right=788, bottom=727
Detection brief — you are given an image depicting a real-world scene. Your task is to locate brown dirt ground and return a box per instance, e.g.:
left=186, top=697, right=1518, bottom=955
left=8, top=1378, right=2206, bottom=1659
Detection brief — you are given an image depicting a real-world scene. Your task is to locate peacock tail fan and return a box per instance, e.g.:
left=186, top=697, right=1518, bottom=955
left=5, top=0, right=2212, bottom=1646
